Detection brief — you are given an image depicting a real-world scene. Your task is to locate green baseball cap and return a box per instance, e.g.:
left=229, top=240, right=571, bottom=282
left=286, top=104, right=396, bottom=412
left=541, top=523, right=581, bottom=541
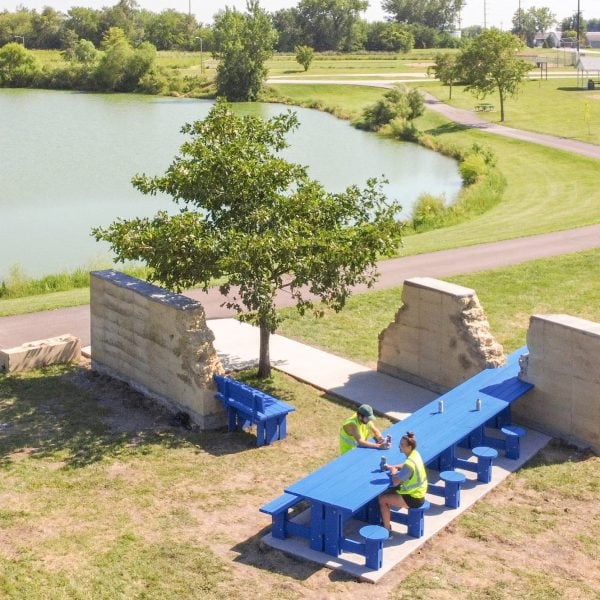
left=357, top=404, right=375, bottom=421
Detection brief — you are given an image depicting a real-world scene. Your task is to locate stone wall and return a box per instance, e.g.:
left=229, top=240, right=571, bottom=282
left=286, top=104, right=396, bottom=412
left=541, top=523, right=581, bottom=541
left=378, top=277, right=505, bottom=393
left=515, top=314, right=600, bottom=453
left=0, top=335, right=80, bottom=373
left=90, top=270, right=224, bottom=429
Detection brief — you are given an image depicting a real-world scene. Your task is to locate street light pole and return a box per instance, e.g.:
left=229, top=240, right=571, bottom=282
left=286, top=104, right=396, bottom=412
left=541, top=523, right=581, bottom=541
left=576, top=0, right=581, bottom=57
left=195, top=37, right=204, bottom=74
left=200, top=37, right=203, bottom=74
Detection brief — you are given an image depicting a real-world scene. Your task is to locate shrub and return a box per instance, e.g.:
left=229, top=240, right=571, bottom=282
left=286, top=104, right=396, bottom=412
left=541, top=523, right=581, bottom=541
left=459, top=153, right=488, bottom=185
left=411, top=194, right=446, bottom=231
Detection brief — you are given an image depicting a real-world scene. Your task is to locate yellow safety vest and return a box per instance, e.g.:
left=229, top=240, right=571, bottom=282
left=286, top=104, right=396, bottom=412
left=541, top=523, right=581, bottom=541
left=339, top=415, right=374, bottom=454
left=396, top=450, right=428, bottom=499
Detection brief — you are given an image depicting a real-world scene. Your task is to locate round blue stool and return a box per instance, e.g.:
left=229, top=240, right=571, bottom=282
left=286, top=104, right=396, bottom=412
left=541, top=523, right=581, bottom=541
left=440, top=470, right=467, bottom=508
left=472, top=446, right=498, bottom=483
left=359, top=525, right=389, bottom=570
left=501, top=425, right=526, bottom=459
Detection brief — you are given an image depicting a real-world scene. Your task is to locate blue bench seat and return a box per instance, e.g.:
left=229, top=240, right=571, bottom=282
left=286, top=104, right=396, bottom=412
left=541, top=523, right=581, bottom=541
left=214, top=375, right=295, bottom=446
left=260, top=493, right=309, bottom=540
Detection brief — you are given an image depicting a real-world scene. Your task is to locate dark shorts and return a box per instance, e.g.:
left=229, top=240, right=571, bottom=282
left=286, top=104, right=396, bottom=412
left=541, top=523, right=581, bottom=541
left=400, top=494, right=425, bottom=509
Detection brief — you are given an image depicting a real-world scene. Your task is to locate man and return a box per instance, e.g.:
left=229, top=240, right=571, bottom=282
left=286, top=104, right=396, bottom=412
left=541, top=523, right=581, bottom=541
left=339, top=404, right=389, bottom=454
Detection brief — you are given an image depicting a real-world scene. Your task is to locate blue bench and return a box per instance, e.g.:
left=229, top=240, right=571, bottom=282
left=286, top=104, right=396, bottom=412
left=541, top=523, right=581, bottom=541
left=260, top=493, right=309, bottom=540
left=214, top=375, right=295, bottom=446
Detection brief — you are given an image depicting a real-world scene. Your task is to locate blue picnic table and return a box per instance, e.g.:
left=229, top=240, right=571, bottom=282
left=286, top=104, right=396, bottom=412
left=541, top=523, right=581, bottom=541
left=261, top=347, right=533, bottom=566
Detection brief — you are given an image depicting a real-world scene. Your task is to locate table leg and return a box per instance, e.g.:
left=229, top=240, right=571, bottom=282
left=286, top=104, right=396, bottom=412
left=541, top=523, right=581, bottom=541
left=309, top=501, right=325, bottom=552
left=323, top=506, right=343, bottom=557
left=438, top=445, right=455, bottom=471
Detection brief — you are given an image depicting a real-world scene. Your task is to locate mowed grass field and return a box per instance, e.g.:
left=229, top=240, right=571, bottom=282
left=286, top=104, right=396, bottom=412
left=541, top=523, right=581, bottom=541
left=1, top=251, right=599, bottom=598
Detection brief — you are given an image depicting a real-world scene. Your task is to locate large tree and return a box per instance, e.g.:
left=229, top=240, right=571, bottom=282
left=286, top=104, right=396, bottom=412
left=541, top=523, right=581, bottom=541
left=93, top=100, right=403, bottom=378
left=382, top=0, right=465, bottom=31
left=212, top=0, right=276, bottom=101
left=512, top=6, right=556, bottom=46
left=295, top=0, right=368, bottom=51
left=457, top=29, right=531, bottom=123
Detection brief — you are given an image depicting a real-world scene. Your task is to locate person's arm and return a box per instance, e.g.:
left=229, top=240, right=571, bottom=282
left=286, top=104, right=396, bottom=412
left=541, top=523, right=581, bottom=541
left=370, top=423, right=385, bottom=444
left=387, top=463, right=413, bottom=486
left=343, top=422, right=387, bottom=449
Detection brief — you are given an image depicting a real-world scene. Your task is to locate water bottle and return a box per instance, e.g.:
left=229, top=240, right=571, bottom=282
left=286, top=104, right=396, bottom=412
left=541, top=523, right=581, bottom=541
left=386, top=434, right=392, bottom=446
left=438, top=399, right=444, bottom=413
left=380, top=456, right=387, bottom=471
left=476, top=398, right=482, bottom=411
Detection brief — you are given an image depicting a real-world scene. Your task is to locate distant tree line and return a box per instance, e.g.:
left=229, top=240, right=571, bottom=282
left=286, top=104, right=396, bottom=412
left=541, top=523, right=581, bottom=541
left=0, top=0, right=467, bottom=54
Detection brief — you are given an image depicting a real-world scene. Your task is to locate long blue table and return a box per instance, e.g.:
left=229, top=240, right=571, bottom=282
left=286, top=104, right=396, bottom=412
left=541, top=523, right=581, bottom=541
left=280, top=347, right=532, bottom=558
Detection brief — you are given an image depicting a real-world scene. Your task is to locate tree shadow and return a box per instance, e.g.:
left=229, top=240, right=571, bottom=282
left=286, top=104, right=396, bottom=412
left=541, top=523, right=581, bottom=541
left=424, top=122, right=469, bottom=136
left=0, top=364, right=260, bottom=469
left=556, top=87, right=589, bottom=92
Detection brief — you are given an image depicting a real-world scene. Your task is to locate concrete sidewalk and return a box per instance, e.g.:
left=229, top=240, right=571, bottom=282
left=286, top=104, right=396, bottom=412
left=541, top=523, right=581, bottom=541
left=209, top=319, right=551, bottom=582
left=209, top=319, right=437, bottom=421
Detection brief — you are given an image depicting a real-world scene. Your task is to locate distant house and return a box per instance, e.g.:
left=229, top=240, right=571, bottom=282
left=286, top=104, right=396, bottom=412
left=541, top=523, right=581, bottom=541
left=585, top=32, right=600, bottom=48
left=533, top=31, right=560, bottom=48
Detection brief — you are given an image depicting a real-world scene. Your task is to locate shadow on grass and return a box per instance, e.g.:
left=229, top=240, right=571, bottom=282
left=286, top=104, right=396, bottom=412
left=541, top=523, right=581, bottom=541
left=0, top=364, right=266, bottom=469
left=424, top=122, right=469, bottom=136
left=231, top=523, right=358, bottom=583
left=556, top=87, right=590, bottom=92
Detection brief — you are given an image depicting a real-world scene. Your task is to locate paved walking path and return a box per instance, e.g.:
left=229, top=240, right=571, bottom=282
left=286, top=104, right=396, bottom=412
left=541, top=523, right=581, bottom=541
left=1, top=223, right=599, bottom=350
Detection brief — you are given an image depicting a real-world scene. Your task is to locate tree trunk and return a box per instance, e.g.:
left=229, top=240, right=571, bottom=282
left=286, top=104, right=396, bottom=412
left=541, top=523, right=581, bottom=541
left=499, top=89, right=505, bottom=122
left=257, top=317, right=271, bottom=379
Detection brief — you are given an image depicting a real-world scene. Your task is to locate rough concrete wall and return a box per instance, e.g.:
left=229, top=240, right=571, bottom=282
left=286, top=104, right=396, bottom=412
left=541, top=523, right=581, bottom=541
left=515, top=314, right=600, bottom=453
left=0, top=335, right=81, bottom=373
left=378, top=277, right=505, bottom=393
left=90, top=270, right=224, bottom=430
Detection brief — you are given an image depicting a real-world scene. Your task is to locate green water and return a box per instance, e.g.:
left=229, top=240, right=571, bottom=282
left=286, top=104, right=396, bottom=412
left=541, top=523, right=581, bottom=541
left=0, top=89, right=461, bottom=279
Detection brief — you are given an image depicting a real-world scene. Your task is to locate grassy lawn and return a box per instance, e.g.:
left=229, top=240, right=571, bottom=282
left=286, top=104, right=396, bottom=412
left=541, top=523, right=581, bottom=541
left=268, top=84, right=600, bottom=257
left=419, top=77, right=600, bottom=145
left=0, top=338, right=598, bottom=596
left=276, top=248, right=600, bottom=366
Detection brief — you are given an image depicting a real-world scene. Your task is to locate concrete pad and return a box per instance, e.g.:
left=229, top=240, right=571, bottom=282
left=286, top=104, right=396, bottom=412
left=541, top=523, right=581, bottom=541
left=261, top=428, right=551, bottom=582
left=208, top=319, right=437, bottom=420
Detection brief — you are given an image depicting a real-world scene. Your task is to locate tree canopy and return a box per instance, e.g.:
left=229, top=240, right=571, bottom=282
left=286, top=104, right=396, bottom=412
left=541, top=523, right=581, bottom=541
left=212, top=0, right=276, bottom=101
left=93, top=99, right=404, bottom=377
left=457, top=29, right=532, bottom=122
left=382, top=0, right=465, bottom=31
left=512, top=6, right=556, bottom=46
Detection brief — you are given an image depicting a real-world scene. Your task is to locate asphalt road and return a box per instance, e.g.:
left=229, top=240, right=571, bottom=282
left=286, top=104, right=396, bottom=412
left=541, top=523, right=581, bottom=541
left=1, top=223, right=598, bottom=349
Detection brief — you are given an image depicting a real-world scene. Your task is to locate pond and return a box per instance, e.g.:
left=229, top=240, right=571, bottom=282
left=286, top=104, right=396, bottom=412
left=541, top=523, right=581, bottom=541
left=0, top=89, right=462, bottom=279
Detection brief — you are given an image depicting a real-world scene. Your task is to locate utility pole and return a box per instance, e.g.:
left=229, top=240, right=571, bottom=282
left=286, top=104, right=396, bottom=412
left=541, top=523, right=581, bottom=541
left=189, top=0, right=191, bottom=17
left=518, top=0, right=522, bottom=38
left=576, top=0, right=581, bottom=56
left=483, top=0, right=487, bottom=30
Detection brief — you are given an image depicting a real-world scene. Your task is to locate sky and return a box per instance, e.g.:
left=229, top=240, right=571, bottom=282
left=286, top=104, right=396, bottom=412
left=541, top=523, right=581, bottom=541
left=0, top=1, right=594, bottom=30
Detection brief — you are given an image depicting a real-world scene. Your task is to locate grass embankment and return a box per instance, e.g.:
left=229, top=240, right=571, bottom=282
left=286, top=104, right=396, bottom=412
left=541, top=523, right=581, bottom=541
left=276, top=248, right=600, bottom=366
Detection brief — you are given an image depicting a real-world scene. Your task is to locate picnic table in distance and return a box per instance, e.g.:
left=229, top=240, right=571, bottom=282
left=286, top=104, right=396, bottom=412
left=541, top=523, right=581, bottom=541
left=475, top=102, right=495, bottom=112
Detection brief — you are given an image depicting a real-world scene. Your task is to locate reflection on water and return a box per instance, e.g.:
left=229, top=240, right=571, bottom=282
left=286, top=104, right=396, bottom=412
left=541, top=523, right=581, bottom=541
left=0, top=89, right=461, bottom=278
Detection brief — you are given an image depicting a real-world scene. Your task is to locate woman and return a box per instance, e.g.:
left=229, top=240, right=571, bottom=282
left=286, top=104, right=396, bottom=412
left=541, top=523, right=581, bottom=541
left=378, top=431, right=428, bottom=537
